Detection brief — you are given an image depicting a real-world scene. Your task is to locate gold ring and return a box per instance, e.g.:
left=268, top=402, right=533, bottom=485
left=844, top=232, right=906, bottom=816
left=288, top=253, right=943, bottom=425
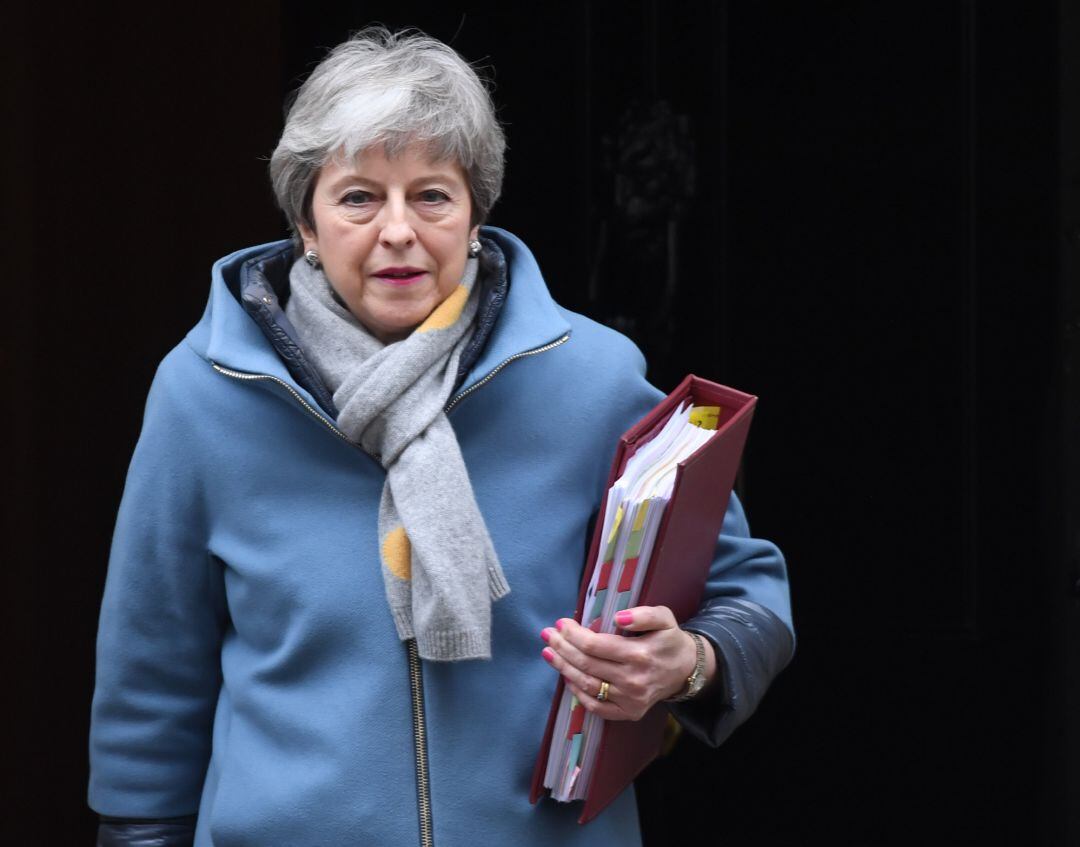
left=596, top=680, right=610, bottom=702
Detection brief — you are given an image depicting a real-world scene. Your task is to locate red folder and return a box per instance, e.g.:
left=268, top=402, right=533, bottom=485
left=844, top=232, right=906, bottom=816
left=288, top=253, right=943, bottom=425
left=528, top=374, right=757, bottom=823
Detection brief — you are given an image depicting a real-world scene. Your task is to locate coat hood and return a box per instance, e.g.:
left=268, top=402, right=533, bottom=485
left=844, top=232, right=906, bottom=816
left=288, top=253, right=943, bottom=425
left=184, top=226, right=573, bottom=414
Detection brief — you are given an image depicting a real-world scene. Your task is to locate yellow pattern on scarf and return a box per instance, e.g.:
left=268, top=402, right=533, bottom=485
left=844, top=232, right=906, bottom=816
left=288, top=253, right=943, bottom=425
left=382, top=526, right=412, bottom=581
left=417, top=284, right=469, bottom=333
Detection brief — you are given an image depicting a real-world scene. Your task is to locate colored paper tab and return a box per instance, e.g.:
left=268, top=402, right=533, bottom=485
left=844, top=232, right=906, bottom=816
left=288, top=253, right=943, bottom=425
left=588, top=589, right=608, bottom=621
left=603, top=506, right=624, bottom=562
left=569, top=733, right=583, bottom=766
left=689, top=405, right=722, bottom=430
left=569, top=704, right=586, bottom=737
left=622, top=502, right=649, bottom=558
left=597, top=560, right=614, bottom=590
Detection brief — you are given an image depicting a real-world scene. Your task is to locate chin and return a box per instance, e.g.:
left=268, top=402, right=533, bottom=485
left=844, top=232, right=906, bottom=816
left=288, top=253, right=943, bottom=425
left=366, top=314, right=424, bottom=343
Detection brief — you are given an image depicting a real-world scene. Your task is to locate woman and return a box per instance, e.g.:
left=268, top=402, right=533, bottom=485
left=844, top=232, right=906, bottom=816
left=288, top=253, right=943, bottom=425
left=89, top=27, right=794, bottom=847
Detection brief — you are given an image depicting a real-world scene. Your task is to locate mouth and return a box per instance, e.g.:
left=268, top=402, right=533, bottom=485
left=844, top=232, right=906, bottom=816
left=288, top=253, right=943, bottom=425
left=372, top=267, right=428, bottom=286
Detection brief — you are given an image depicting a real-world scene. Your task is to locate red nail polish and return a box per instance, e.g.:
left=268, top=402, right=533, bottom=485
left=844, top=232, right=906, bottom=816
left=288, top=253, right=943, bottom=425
left=542, top=647, right=555, bottom=662
left=615, top=610, right=633, bottom=626
left=541, top=628, right=551, bottom=643
left=555, top=619, right=565, bottom=631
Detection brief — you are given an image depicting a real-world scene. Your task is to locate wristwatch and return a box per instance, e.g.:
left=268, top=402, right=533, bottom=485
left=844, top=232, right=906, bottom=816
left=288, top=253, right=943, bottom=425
left=667, top=631, right=707, bottom=702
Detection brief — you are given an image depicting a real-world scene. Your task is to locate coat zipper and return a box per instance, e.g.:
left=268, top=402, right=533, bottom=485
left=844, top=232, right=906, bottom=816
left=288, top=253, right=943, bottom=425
left=210, top=364, right=357, bottom=445
left=407, top=639, right=434, bottom=847
left=211, top=330, right=570, bottom=847
left=442, top=334, right=570, bottom=414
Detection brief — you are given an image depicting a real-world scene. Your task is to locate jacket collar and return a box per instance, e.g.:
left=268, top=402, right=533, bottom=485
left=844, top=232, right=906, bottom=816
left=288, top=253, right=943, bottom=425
left=186, top=226, right=572, bottom=405
left=457, top=227, right=571, bottom=394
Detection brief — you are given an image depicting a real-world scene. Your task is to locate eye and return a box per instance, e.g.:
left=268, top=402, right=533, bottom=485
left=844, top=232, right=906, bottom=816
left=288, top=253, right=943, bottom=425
left=341, top=190, right=373, bottom=205
left=418, top=189, right=450, bottom=203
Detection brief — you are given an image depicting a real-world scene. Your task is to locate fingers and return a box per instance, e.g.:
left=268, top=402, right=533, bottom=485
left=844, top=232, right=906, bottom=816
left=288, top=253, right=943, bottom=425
left=542, top=644, right=610, bottom=701
left=542, top=623, right=626, bottom=684
left=612, top=605, right=678, bottom=633
left=541, top=646, right=641, bottom=721
left=552, top=617, right=651, bottom=665
left=539, top=607, right=690, bottom=722
left=562, top=676, right=639, bottom=721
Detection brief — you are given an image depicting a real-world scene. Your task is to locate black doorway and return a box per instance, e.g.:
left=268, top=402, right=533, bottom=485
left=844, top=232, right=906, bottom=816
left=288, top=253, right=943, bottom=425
left=4, top=2, right=1076, bottom=844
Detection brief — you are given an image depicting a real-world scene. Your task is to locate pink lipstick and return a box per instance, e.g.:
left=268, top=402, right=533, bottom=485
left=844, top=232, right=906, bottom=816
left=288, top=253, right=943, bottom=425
left=373, top=266, right=427, bottom=286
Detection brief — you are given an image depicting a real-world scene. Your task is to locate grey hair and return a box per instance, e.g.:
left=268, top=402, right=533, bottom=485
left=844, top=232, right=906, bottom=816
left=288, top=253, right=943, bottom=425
left=270, top=26, right=506, bottom=241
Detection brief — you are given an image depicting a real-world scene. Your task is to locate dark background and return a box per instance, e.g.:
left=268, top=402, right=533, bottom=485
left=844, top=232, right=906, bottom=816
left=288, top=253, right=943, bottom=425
left=4, top=2, right=1077, bottom=844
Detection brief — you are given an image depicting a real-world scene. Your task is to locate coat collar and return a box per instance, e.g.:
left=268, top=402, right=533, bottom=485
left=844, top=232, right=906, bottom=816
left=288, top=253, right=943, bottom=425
left=456, top=227, right=571, bottom=394
left=186, top=227, right=572, bottom=405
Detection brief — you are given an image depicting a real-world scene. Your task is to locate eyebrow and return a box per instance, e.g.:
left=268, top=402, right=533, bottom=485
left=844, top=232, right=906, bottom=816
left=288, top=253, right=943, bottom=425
left=323, top=169, right=465, bottom=194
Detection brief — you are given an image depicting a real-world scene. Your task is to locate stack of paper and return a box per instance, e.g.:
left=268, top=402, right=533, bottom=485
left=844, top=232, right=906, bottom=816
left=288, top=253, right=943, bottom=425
left=542, top=401, right=720, bottom=801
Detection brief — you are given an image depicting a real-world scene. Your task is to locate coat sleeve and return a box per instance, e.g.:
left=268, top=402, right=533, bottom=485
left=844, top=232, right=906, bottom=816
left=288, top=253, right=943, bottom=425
left=666, top=491, right=794, bottom=746
left=88, top=349, right=228, bottom=821
left=96, top=817, right=196, bottom=846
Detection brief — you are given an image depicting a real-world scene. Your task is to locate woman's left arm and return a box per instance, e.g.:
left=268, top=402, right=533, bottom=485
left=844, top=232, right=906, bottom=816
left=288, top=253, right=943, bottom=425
left=541, top=491, right=793, bottom=746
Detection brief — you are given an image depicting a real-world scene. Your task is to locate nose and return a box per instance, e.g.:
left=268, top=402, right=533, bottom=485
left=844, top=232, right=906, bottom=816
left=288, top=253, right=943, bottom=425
left=378, top=195, right=415, bottom=251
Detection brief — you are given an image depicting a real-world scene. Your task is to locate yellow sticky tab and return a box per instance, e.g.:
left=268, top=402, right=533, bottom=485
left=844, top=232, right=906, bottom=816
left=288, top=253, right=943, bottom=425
left=632, top=501, right=649, bottom=532
left=607, top=506, right=624, bottom=544
left=689, top=405, right=722, bottom=430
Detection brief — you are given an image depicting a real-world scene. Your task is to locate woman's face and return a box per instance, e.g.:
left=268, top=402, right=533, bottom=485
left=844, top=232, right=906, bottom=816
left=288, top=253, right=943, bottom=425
left=298, top=143, right=479, bottom=344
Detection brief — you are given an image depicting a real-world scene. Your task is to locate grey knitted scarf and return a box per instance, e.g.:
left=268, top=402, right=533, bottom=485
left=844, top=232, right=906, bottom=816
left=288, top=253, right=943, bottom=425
left=285, top=257, right=509, bottom=661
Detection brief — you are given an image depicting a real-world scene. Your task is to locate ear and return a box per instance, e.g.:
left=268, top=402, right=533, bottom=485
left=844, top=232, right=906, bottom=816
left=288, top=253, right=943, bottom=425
left=297, top=219, right=318, bottom=253
left=469, top=224, right=480, bottom=243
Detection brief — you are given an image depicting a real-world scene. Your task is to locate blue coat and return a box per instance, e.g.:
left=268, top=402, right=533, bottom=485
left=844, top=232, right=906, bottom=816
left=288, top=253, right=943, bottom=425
left=89, top=227, right=794, bottom=846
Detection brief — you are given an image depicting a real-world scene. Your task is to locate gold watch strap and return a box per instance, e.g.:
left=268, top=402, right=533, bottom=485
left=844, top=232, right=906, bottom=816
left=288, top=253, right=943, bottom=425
left=666, top=631, right=706, bottom=702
